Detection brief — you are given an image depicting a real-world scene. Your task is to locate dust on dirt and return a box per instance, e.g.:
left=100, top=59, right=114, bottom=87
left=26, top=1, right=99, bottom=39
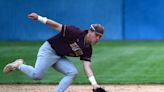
left=1, top=84, right=164, bottom=92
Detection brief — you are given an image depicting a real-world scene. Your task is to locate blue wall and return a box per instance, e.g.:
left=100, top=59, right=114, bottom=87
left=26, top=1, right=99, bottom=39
left=125, top=0, right=164, bottom=40
left=1, top=0, right=164, bottom=41
left=0, top=0, right=122, bottom=41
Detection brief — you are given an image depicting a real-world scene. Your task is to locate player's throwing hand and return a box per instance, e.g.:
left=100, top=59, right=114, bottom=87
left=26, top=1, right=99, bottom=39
left=28, top=12, right=38, bottom=20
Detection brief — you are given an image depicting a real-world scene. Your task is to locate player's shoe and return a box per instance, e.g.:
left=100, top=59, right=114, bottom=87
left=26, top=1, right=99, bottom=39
left=3, top=59, right=24, bottom=73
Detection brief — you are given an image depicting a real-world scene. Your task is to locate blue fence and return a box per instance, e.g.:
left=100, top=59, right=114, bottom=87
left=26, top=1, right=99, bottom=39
left=0, top=0, right=164, bottom=41
left=124, top=0, right=164, bottom=40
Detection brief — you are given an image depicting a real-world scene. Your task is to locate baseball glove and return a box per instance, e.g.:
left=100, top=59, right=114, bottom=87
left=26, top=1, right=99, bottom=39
left=93, top=87, right=107, bottom=92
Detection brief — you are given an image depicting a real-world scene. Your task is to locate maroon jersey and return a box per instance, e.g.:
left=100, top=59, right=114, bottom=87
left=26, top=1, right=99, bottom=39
left=47, top=25, right=92, bottom=61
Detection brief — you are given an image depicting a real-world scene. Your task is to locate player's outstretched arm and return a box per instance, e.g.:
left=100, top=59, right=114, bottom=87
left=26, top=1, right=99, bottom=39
left=28, top=12, right=62, bottom=32
left=83, top=61, right=107, bottom=92
left=82, top=61, right=100, bottom=89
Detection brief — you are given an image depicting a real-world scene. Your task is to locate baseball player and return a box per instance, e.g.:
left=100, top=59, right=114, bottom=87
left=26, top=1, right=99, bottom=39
left=3, top=12, right=105, bottom=92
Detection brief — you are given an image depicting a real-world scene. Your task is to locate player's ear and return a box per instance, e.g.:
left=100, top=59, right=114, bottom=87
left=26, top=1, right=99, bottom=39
left=88, top=29, right=93, bottom=34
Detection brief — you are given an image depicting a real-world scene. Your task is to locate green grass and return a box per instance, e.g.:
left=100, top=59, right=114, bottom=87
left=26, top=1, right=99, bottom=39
left=1, top=41, right=164, bottom=84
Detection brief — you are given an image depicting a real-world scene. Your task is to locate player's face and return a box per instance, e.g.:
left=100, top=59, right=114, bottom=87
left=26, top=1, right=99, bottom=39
left=89, top=31, right=102, bottom=45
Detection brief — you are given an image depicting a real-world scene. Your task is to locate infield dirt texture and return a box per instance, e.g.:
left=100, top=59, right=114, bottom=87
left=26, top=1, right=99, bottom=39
left=1, top=85, right=164, bottom=92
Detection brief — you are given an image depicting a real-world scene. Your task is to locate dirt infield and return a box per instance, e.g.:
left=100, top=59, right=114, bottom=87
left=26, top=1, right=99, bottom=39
left=1, top=84, right=164, bottom=92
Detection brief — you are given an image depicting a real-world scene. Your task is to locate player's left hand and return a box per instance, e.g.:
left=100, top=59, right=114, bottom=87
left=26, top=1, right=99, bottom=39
left=93, top=87, right=107, bottom=92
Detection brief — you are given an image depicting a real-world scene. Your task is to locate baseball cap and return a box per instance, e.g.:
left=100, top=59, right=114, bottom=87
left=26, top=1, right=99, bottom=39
left=90, top=24, right=104, bottom=36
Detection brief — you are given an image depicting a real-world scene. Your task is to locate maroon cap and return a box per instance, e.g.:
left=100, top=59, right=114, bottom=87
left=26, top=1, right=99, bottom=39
left=90, top=24, right=104, bottom=36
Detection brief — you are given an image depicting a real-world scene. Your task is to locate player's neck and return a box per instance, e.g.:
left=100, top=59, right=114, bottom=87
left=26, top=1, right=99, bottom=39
left=84, top=34, right=90, bottom=45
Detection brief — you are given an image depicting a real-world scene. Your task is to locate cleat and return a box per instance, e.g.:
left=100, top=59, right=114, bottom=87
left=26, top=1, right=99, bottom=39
left=3, top=59, right=24, bottom=73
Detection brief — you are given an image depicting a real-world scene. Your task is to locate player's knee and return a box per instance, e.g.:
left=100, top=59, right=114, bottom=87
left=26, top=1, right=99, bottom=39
left=32, top=73, right=43, bottom=80
left=68, top=68, right=78, bottom=77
